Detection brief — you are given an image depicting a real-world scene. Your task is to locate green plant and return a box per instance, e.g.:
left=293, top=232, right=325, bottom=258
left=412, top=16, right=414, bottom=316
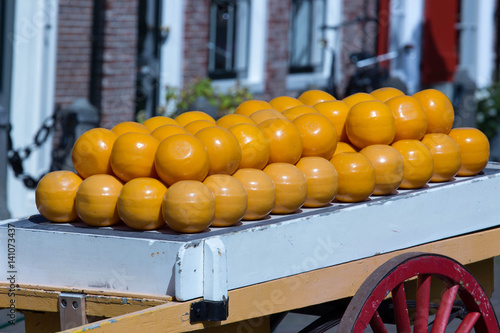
left=136, top=104, right=166, bottom=124
left=217, top=82, right=253, bottom=114
left=136, top=110, right=147, bottom=124
left=166, top=78, right=253, bottom=118
left=475, top=84, right=500, bottom=140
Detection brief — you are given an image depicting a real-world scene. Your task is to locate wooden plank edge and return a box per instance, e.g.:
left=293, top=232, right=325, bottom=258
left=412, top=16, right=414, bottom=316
left=0, top=283, right=173, bottom=301
left=0, top=285, right=171, bottom=316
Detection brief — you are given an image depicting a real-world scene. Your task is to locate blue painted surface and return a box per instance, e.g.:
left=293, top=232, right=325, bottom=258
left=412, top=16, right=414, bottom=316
left=81, top=322, right=101, bottom=331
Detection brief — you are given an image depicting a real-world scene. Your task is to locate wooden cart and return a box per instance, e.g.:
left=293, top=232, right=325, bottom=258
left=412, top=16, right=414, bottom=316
left=2, top=163, right=500, bottom=332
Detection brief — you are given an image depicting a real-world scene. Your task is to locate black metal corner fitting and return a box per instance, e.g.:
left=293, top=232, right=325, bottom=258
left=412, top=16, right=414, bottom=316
left=190, top=298, right=229, bottom=323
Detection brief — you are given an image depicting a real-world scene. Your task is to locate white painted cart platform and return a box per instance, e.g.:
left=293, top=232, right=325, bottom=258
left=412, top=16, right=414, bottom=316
left=1, top=163, right=500, bottom=332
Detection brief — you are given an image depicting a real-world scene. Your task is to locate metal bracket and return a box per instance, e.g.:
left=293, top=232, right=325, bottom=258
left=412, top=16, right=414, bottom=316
left=190, top=297, right=229, bottom=322
left=59, top=293, right=87, bottom=330
left=189, top=238, right=229, bottom=322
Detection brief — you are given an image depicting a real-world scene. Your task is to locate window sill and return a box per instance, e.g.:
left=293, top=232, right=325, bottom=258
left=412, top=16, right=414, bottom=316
left=286, top=72, right=329, bottom=92
left=212, top=78, right=265, bottom=95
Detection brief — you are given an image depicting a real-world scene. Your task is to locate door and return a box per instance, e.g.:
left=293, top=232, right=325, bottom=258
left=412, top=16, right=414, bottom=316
left=377, top=0, right=391, bottom=59
left=421, top=0, right=459, bottom=84
left=7, top=0, right=59, bottom=218
left=0, top=0, right=14, bottom=218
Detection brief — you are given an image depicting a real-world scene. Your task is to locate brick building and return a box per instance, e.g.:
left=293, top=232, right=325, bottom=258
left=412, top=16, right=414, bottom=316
left=55, top=0, right=138, bottom=128
left=0, top=0, right=498, bottom=217
left=32, top=0, right=500, bottom=128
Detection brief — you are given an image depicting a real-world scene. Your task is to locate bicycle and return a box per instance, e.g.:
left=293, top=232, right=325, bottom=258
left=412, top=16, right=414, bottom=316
left=321, top=17, right=409, bottom=98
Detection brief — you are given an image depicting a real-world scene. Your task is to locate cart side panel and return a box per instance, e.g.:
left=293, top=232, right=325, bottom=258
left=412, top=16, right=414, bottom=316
left=220, top=173, right=500, bottom=293
left=0, top=223, right=182, bottom=296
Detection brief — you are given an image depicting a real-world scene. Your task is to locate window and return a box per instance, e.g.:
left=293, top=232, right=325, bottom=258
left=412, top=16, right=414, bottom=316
left=289, top=0, right=326, bottom=73
left=208, top=0, right=250, bottom=79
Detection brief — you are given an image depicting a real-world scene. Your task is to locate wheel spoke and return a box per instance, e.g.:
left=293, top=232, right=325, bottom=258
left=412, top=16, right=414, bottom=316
left=429, top=284, right=459, bottom=333
left=369, top=310, right=388, bottom=333
left=414, top=274, right=431, bottom=333
left=338, top=253, right=500, bottom=333
left=455, top=312, right=481, bottom=333
left=392, top=282, right=412, bottom=333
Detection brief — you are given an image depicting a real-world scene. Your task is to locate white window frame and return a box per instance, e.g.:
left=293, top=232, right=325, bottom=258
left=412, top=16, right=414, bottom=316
left=212, top=0, right=268, bottom=94
left=208, top=0, right=250, bottom=80
left=289, top=0, right=324, bottom=74
left=286, top=0, right=341, bottom=91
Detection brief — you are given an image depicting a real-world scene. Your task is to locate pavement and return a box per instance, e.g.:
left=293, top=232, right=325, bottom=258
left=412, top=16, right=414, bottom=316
left=0, top=310, right=23, bottom=332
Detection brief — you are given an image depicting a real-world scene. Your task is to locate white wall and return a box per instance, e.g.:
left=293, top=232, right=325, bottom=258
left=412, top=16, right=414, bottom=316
left=160, top=0, right=185, bottom=115
left=244, top=0, right=268, bottom=93
left=458, top=0, right=495, bottom=89
left=8, top=0, right=58, bottom=218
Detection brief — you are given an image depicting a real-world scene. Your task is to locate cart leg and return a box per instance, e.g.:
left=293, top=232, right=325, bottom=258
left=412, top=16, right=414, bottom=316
left=23, top=311, right=61, bottom=333
left=59, top=293, right=87, bottom=330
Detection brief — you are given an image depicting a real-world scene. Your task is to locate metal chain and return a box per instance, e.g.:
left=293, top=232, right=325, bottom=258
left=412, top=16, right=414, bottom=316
left=7, top=105, right=62, bottom=189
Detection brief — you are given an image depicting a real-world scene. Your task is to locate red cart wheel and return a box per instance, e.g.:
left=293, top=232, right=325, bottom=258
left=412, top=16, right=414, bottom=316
left=338, top=252, right=499, bottom=333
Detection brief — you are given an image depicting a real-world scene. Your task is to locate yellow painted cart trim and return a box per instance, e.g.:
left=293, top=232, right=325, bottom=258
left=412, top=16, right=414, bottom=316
left=0, top=284, right=171, bottom=317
